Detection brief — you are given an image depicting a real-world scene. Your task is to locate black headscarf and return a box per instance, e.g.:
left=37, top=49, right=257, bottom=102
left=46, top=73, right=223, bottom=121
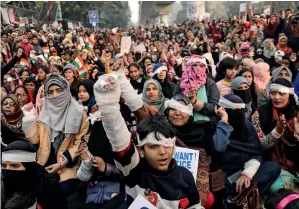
left=88, top=121, right=115, bottom=179
left=2, top=141, right=38, bottom=200
left=165, top=94, right=221, bottom=171
left=77, top=80, right=94, bottom=106
left=224, top=94, right=263, bottom=155
left=224, top=94, right=248, bottom=142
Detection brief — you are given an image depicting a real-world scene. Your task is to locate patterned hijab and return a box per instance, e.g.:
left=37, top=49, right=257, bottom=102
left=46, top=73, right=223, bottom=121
left=180, top=55, right=208, bottom=96
left=38, top=75, right=84, bottom=142
left=1, top=94, right=24, bottom=133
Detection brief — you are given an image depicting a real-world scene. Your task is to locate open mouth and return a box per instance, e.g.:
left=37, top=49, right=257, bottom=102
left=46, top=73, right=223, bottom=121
left=158, top=158, right=168, bottom=165
left=4, top=110, right=12, bottom=115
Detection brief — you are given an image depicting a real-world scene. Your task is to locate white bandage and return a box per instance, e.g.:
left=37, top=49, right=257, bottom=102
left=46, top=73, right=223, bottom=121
left=270, top=84, right=294, bottom=94
left=164, top=99, right=193, bottom=115
left=241, top=159, right=261, bottom=179
left=218, top=97, right=246, bottom=109
left=137, top=132, right=176, bottom=147
left=187, top=57, right=207, bottom=66
left=2, top=150, right=36, bottom=162
left=153, top=65, right=168, bottom=76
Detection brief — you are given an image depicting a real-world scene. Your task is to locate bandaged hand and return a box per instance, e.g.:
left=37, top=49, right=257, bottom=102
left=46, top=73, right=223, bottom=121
left=21, top=102, right=36, bottom=116
left=21, top=102, right=37, bottom=125
left=93, top=74, right=121, bottom=115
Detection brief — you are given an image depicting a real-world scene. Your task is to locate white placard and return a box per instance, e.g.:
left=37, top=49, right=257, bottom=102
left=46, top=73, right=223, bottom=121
left=135, top=43, right=146, bottom=52
left=173, top=147, right=199, bottom=181
left=68, top=22, right=74, bottom=29
left=92, top=22, right=96, bottom=27
left=121, top=36, right=132, bottom=54
left=239, top=3, right=247, bottom=12
left=263, top=5, right=271, bottom=15
left=128, top=194, right=158, bottom=209
left=1, top=7, right=10, bottom=24
left=187, top=2, right=198, bottom=19
left=203, top=12, right=211, bottom=21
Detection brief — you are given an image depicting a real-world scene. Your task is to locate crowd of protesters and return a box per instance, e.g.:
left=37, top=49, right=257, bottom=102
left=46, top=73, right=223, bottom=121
left=1, top=7, right=299, bottom=209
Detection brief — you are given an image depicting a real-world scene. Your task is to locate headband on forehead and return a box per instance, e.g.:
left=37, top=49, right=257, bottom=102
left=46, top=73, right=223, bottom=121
left=187, top=57, right=207, bottom=67
left=218, top=97, right=246, bottom=109
left=153, top=65, right=168, bottom=76
left=2, top=150, right=36, bottom=163
left=164, top=99, right=193, bottom=115
left=270, top=84, right=294, bottom=94
left=137, top=132, right=176, bottom=147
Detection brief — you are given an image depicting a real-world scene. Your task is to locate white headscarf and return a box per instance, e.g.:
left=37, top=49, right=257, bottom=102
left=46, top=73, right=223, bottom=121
left=38, top=75, right=84, bottom=142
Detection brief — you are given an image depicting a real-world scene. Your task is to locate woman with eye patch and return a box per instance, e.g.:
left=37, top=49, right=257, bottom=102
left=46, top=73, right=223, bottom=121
left=21, top=74, right=89, bottom=196
left=1, top=94, right=26, bottom=147
left=251, top=78, right=299, bottom=193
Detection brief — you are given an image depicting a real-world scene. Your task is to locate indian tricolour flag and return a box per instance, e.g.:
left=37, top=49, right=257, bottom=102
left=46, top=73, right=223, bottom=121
left=20, top=58, right=29, bottom=66
left=56, top=22, right=62, bottom=31
left=78, top=64, right=88, bottom=79
left=85, top=34, right=95, bottom=51
left=42, top=47, right=50, bottom=59
left=73, top=56, right=84, bottom=69
left=29, top=50, right=37, bottom=63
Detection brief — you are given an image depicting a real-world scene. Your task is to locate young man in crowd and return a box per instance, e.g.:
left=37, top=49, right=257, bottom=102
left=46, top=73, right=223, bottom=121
left=93, top=72, right=204, bottom=208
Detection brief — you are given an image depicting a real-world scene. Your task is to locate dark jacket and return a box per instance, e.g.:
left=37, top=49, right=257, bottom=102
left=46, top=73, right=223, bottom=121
left=37, top=166, right=68, bottom=209
left=160, top=80, right=176, bottom=99
left=213, top=120, right=263, bottom=176
left=1, top=56, right=20, bottom=81
left=130, top=77, right=147, bottom=94
left=174, top=78, right=220, bottom=120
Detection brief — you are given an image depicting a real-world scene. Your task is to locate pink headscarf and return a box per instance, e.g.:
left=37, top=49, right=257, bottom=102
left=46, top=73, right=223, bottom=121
left=180, top=55, right=208, bottom=96
left=35, top=86, right=45, bottom=117
left=253, top=62, right=271, bottom=90
left=242, top=58, right=256, bottom=71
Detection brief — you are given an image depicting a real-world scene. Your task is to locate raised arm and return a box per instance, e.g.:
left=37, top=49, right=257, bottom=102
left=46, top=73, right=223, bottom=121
left=93, top=74, right=140, bottom=177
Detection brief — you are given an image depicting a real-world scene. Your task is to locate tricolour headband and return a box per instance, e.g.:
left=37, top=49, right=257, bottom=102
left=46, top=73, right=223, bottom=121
left=137, top=132, right=176, bottom=147
left=2, top=150, right=36, bottom=162
left=164, top=99, right=193, bottom=116
left=276, top=194, right=299, bottom=209
left=270, top=84, right=294, bottom=94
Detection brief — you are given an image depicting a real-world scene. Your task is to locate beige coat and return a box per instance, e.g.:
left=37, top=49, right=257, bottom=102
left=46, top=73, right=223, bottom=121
left=26, top=111, right=89, bottom=182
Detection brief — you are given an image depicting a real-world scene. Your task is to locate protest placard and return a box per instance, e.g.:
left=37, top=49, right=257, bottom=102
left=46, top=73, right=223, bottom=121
left=263, top=5, right=271, bottom=15
left=128, top=194, right=158, bottom=209
left=121, top=36, right=132, bottom=54
left=135, top=43, right=146, bottom=52
left=187, top=2, right=198, bottom=19
left=239, top=3, right=247, bottom=13
left=173, top=147, right=199, bottom=181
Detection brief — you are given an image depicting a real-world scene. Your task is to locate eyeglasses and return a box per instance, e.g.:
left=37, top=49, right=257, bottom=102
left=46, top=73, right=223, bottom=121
left=2, top=101, right=17, bottom=107
left=15, top=93, right=27, bottom=98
